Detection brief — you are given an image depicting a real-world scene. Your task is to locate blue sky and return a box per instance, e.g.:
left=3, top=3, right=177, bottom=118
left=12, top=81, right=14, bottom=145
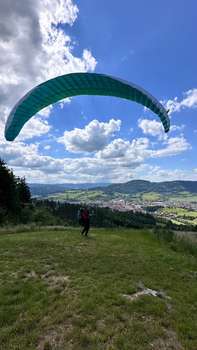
left=0, top=0, right=196, bottom=183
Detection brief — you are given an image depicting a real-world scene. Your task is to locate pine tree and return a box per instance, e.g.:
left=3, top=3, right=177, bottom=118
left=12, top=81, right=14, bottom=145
left=17, top=177, right=31, bottom=205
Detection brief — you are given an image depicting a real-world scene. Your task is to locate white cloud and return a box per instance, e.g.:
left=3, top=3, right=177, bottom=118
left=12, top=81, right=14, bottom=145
left=0, top=0, right=97, bottom=141
left=39, top=0, right=79, bottom=29
left=0, top=138, right=137, bottom=183
left=59, top=98, right=72, bottom=109
left=97, top=138, right=130, bottom=159
left=0, top=133, right=192, bottom=183
left=58, top=119, right=121, bottom=152
left=97, top=137, right=150, bottom=162
left=136, top=164, right=197, bottom=182
left=0, top=141, right=40, bottom=165
left=97, top=134, right=190, bottom=161
left=17, top=118, right=51, bottom=141
left=152, top=136, right=191, bottom=158
left=138, top=118, right=186, bottom=140
left=170, top=124, right=185, bottom=132
left=164, top=88, right=197, bottom=114
left=38, top=105, right=53, bottom=118
left=138, top=118, right=166, bottom=140
left=44, top=145, right=51, bottom=150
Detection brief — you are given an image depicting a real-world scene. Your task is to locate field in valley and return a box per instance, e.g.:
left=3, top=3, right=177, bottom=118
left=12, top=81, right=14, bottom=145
left=158, top=207, right=197, bottom=226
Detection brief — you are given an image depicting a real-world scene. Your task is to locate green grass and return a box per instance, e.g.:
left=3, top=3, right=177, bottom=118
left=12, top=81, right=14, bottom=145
left=161, top=208, right=197, bottom=218
left=141, top=192, right=161, bottom=201
left=159, top=207, right=197, bottom=226
left=171, top=219, right=185, bottom=226
left=169, top=193, right=197, bottom=203
left=128, top=191, right=197, bottom=203
left=0, top=228, right=196, bottom=349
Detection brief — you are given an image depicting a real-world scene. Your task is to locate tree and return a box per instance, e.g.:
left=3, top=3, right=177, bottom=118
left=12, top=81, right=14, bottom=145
left=0, top=159, right=19, bottom=215
left=0, top=159, right=31, bottom=223
left=17, top=177, right=31, bottom=205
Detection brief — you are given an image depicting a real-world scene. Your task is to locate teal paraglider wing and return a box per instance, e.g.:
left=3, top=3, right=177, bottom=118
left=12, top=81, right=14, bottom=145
left=5, top=72, right=170, bottom=141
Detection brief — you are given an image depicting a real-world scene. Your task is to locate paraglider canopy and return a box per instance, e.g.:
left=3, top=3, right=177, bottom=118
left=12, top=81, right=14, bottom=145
left=4, top=72, right=170, bottom=141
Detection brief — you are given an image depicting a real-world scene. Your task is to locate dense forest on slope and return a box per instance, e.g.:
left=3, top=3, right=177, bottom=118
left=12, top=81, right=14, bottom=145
left=97, top=180, right=197, bottom=194
left=34, top=199, right=156, bottom=228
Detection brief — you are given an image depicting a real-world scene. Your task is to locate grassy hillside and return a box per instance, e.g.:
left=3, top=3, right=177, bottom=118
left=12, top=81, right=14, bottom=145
left=47, top=189, right=130, bottom=203
left=29, top=184, right=109, bottom=197
left=0, top=228, right=196, bottom=349
left=48, top=190, right=109, bottom=202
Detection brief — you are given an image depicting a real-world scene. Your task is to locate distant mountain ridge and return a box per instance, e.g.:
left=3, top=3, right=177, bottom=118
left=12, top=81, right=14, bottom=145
left=96, top=180, right=197, bottom=195
left=29, top=183, right=109, bottom=196
left=29, top=180, right=197, bottom=197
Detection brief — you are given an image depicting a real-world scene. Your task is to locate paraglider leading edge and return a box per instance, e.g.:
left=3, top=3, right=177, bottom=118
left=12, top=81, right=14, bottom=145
left=4, top=72, right=170, bottom=141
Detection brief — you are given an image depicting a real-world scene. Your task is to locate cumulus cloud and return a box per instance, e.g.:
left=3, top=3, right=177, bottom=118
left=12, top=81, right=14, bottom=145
left=58, top=119, right=121, bottom=152
left=138, top=118, right=166, bottom=140
left=0, top=0, right=97, bottom=142
left=0, top=141, right=40, bottom=165
left=152, top=136, right=191, bottom=158
left=17, top=118, right=51, bottom=141
left=97, top=138, right=130, bottom=159
left=0, top=137, right=137, bottom=183
left=38, top=105, right=54, bottom=118
left=97, top=137, right=150, bottom=162
left=97, top=134, right=190, bottom=162
left=138, top=118, right=186, bottom=140
left=0, top=133, right=192, bottom=183
left=164, top=88, right=197, bottom=115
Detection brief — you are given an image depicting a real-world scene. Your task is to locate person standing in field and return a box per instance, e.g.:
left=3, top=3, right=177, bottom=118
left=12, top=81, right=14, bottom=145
left=81, top=207, right=90, bottom=236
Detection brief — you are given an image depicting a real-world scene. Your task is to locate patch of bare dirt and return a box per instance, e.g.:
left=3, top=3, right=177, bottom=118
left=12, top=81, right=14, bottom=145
left=37, top=322, right=73, bottom=350
left=150, top=329, right=184, bottom=350
left=22, top=269, right=70, bottom=291
left=41, top=271, right=70, bottom=290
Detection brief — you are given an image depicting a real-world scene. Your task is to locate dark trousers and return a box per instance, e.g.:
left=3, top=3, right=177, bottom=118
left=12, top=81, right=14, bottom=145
left=81, top=219, right=90, bottom=236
